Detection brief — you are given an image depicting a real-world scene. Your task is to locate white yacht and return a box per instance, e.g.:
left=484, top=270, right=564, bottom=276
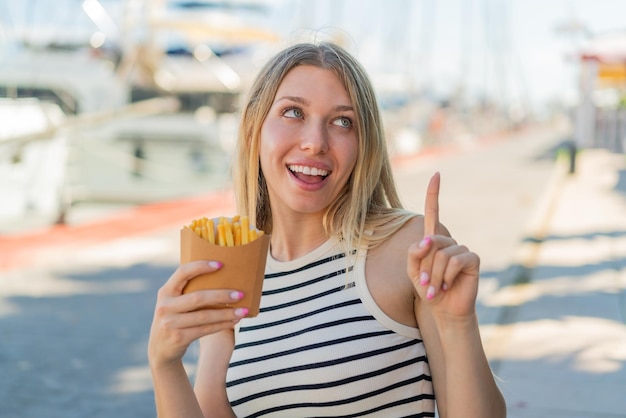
left=0, top=0, right=282, bottom=232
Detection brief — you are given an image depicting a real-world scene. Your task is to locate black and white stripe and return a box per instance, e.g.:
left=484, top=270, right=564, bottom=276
left=226, top=239, right=435, bottom=417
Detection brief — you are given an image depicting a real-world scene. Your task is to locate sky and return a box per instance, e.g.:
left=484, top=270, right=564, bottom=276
left=1, top=0, right=625, bottom=114
left=273, top=0, right=626, bottom=113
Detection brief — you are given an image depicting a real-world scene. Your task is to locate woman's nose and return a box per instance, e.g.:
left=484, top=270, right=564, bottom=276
left=300, top=120, right=329, bottom=154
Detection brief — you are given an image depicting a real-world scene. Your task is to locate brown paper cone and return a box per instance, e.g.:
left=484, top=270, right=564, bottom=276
left=180, top=227, right=270, bottom=317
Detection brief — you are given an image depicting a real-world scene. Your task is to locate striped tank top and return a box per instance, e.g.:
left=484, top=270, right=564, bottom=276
left=226, top=238, right=435, bottom=417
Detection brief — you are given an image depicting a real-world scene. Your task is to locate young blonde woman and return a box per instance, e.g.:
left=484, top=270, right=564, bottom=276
left=148, top=42, right=506, bottom=417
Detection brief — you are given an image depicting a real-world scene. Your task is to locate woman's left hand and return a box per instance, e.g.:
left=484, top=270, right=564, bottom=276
left=407, top=172, right=481, bottom=322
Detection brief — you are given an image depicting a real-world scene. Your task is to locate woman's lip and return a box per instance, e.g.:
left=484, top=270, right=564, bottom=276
left=287, top=167, right=329, bottom=190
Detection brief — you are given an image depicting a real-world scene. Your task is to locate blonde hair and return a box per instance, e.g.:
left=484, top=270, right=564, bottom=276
left=233, top=42, right=415, bottom=250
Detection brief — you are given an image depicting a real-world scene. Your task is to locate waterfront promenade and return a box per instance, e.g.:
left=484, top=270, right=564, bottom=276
left=0, top=121, right=624, bottom=417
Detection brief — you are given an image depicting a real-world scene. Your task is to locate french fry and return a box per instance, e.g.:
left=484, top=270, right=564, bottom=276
left=241, top=216, right=250, bottom=244
left=186, top=215, right=264, bottom=247
left=234, top=222, right=242, bottom=246
left=207, top=218, right=215, bottom=245
left=217, top=223, right=226, bottom=247
left=225, top=222, right=234, bottom=247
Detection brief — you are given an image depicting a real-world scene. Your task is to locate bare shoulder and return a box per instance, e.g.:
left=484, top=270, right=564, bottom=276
left=365, top=215, right=426, bottom=328
left=392, top=214, right=427, bottom=245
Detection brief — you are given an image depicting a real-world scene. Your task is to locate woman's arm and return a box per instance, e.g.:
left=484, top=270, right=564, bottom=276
left=148, top=260, right=247, bottom=417
left=416, top=298, right=505, bottom=417
left=408, top=173, right=506, bottom=417
left=151, top=358, right=205, bottom=418
left=194, top=330, right=237, bottom=418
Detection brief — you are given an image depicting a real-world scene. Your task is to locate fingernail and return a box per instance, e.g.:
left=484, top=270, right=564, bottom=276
left=208, top=261, right=223, bottom=269
left=234, top=307, right=249, bottom=317
left=419, top=272, right=430, bottom=285
left=419, top=236, right=431, bottom=248
left=426, top=286, right=436, bottom=300
left=230, top=291, right=244, bottom=300
left=442, top=283, right=449, bottom=291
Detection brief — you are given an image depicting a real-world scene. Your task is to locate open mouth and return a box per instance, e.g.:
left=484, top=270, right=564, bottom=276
left=287, top=164, right=330, bottom=184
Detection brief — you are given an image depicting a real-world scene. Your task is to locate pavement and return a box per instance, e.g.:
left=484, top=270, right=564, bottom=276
left=0, top=121, right=625, bottom=417
left=482, top=147, right=626, bottom=418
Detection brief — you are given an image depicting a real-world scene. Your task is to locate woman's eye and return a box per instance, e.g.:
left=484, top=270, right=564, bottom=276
left=333, top=117, right=352, bottom=128
left=283, top=108, right=303, bottom=118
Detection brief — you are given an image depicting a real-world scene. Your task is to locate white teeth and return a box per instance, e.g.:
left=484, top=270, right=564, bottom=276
left=288, top=165, right=329, bottom=176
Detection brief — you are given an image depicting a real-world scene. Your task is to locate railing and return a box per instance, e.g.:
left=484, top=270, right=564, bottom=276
left=571, top=103, right=626, bottom=174
left=594, top=107, right=626, bottom=153
left=0, top=96, right=180, bottom=149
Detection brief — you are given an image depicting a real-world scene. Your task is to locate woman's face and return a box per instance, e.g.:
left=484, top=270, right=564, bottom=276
left=259, top=65, right=358, bottom=220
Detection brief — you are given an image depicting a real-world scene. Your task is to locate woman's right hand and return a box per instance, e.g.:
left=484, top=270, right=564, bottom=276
left=148, top=260, right=248, bottom=367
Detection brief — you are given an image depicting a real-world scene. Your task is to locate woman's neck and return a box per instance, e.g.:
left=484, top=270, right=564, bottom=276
left=269, top=215, right=330, bottom=262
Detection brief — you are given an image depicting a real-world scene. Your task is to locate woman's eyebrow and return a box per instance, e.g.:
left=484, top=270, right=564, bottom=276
left=334, top=104, right=354, bottom=112
left=275, top=96, right=354, bottom=112
left=275, top=95, right=308, bottom=105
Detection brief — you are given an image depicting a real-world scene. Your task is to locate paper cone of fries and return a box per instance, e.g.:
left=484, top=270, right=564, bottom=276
left=180, top=227, right=270, bottom=317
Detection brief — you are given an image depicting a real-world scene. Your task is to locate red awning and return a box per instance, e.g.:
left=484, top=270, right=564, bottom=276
left=580, top=30, right=626, bottom=63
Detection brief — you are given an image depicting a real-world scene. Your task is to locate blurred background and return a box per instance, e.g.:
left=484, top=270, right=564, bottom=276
left=1, top=1, right=625, bottom=417
left=1, top=0, right=624, bottom=231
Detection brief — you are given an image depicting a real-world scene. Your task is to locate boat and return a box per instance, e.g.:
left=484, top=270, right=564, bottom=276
left=0, top=0, right=282, bottom=232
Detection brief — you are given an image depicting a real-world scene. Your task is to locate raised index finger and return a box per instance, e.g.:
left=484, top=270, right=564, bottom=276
left=423, top=172, right=440, bottom=236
